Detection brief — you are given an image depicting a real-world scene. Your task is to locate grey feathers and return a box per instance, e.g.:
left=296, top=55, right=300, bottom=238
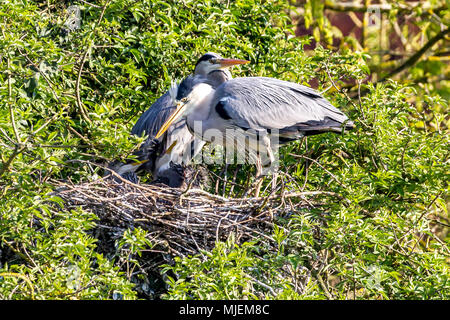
left=131, top=75, right=205, bottom=138
left=211, top=77, right=353, bottom=138
left=131, top=91, right=174, bottom=138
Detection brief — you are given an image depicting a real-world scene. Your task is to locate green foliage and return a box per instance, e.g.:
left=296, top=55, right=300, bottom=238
left=162, top=48, right=449, bottom=300
left=0, top=0, right=448, bottom=300
left=0, top=197, right=136, bottom=299
left=162, top=237, right=259, bottom=300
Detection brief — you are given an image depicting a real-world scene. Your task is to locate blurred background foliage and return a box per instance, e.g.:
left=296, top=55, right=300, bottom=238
left=292, top=0, right=450, bottom=128
left=0, top=0, right=448, bottom=299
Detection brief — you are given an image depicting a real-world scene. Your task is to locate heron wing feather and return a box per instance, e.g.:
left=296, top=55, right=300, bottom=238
left=212, top=77, right=352, bottom=134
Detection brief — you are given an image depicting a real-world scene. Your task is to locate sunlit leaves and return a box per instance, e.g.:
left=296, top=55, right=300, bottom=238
left=0, top=0, right=448, bottom=300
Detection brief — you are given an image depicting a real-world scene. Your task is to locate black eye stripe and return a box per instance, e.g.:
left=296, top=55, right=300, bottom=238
left=195, top=52, right=221, bottom=67
left=198, top=54, right=216, bottom=63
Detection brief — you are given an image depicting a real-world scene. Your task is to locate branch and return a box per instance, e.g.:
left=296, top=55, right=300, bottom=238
left=75, top=50, right=92, bottom=124
left=324, top=1, right=443, bottom=14
left=381, top=27, right=450, bottom=81
left=5, top=54, right=20, bottom=143
left=18, top=48, right=62, bottom=104
left=288, top=153, right=347, bottom=189
left=347, top=27, right=450, bottom=98
left=0, top=145, right=25, bottom=177
left=77, top=0, right=102, bottom=8
left=311, top=270, right=333, bottom=300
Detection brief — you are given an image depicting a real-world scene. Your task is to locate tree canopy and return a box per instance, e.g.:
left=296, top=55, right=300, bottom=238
left=0, top=0, right=448, bottom=300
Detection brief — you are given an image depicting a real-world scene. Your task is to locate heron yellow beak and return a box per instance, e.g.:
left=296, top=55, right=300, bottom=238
left=155, top=101, right=187, bottom=139
left=131, top=159, right=149, bottom=166
left=164, top=140, right=178, bottom=154
left=217, top=58, right=250, bottom=68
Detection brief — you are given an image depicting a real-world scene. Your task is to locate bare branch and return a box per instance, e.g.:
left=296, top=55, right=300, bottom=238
left=381, top=27, right=450, bottom=81
left=324, top=1, right=442, bottom=14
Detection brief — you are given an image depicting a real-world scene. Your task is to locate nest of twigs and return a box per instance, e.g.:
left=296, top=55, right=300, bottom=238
left=52, top=173, right=322, bottom=258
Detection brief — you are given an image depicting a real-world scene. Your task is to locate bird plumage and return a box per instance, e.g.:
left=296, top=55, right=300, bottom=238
left=209, top=77, right=353, bottom=137
left=113, top=52, right=248, bottom=187
left=157, top=76, right=354, bottom=172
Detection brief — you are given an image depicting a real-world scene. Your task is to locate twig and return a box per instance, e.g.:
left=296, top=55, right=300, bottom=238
left=0, top=144, right=27, bottom=177
left=0, top=272, right=35, bottom=300
left=324, top=1, right=441, bottom=15
left=381, top=28, right=450, bottom=81
left=4, top=54, right=20, bottom=143
left=75, top=50, right=92, bottom=123
left=17, top=48, right=61, bottom=104
left=77, top=0, right=102, bottom=8
left=248, top=276, right=277, bottom=297
left=349, top=27, right=450, bottom=98
left=288, top=153, right=346, bottom=189
left=314, top=272, right=333, bottom=300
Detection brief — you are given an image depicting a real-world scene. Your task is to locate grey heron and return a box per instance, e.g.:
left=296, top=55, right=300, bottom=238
left=114, top=52, right=249, bottom=186
left=154, top=76, right=354, bottom=193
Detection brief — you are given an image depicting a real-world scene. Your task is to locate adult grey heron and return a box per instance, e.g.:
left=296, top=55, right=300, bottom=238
left=155, top=76, right=354, bottom=193
left=114, top=52, right=249, bottom=186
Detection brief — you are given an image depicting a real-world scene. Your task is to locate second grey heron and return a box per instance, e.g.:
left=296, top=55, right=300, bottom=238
left=115, top=52, right=249, bottom=186
left=155, top=76, right=354, bottom=193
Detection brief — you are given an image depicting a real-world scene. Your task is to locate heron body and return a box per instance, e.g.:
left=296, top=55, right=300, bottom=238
left=156, top=76, right=354, bottom=177
left=117, top=53, right=249, bottom=186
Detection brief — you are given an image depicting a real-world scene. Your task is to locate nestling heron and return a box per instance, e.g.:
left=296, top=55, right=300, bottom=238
left=155, top=77, right=354, bottom=193
left=113, top=52, right=249, bottom=186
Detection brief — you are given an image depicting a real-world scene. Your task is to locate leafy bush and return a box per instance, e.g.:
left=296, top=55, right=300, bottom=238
left=163, top=75, right=449, bottom=300
left=0, top=0, right=448, bottom=299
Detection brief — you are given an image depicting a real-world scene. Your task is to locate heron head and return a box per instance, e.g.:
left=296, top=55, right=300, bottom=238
left=194, top=52, right=249, bottom=76
left=155, top=83, right=214, bottom=139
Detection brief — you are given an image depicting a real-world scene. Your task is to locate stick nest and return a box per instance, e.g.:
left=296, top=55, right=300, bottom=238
left=52, top=176, right=318, bottom=258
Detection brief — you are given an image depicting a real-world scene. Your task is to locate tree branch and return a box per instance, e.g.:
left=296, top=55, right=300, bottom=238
left=324, top=1, right=443, bottom=14
left=347, top=27, right=450, bottom=98
left=381, top=27, right=450, bottom=81
left=75, top=50, right=92, bottom=124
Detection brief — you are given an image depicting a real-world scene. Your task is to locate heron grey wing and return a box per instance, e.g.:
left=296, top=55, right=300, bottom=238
left=212, top=77, right=353, bottom=134
left=131, top=91, right=175, bottom=137
left=131, top=75, right=200, bottom=138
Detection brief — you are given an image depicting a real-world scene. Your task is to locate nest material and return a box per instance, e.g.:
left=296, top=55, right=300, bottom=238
left=52, top=175, right=324, bottom=258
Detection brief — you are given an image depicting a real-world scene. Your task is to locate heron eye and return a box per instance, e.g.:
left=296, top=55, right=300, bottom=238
left=181, top=97, right=188, bottom=102
left=209, top=59, right=216, bottom=64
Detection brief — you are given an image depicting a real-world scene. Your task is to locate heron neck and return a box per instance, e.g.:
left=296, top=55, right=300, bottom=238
left=206, top=70, right=231, bottom=88
left=185, top=92, right=215, bottom=135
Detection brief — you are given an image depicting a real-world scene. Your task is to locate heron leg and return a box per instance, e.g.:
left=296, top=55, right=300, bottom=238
left=254, top=135, right=277, bottom=197
left=254, top=155, right=263, bottom=197
left=265, top=145, right=278, bottom=191
left=271, top=171, right=278, bottom=191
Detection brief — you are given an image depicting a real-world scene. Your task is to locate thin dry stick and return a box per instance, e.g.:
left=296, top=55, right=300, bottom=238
left=78, top=0, right=102, bottom=8
left=227, top=165, right=240, bottom=197
left=75, top=50, right=91, bottom=123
